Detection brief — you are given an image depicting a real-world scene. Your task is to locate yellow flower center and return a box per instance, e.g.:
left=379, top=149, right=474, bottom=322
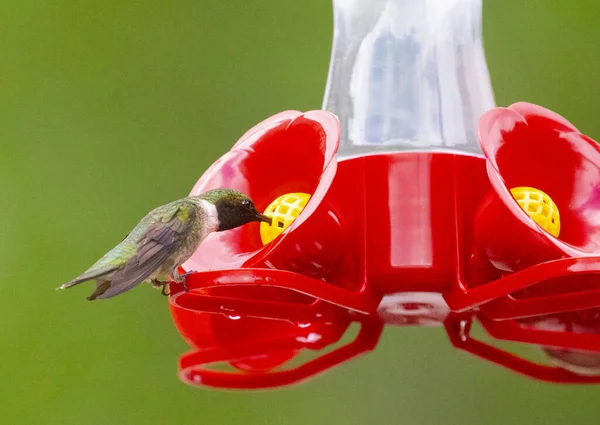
left=260, top=193, right=311, bottom=245
left=510, top=186, right=560, bottom=237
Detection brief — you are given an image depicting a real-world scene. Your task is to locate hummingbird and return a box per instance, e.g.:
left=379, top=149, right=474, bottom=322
left=58, top=188, right=272, bottom=300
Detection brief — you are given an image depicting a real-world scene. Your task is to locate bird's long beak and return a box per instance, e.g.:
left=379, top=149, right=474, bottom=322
left=255, top=213, right=272, bottom=225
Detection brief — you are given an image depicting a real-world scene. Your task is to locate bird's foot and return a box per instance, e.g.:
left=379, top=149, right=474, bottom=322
left=152, top=279, right=170, bottom=296
left=172, top=270, right=197, bottom=293
left=176, top=270, right=196, bottom=293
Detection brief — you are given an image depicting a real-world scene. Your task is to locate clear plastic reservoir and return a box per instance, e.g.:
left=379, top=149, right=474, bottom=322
left=322, top=0, right=496, bottom=157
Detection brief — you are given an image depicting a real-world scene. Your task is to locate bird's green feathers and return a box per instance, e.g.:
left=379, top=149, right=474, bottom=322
left=88, top=199, right=196, bottom=271
left=60, top=198, right=199, bottom=295
left=59, top=188, right=263, bottom=300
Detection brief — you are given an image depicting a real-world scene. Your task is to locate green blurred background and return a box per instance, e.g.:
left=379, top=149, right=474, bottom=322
left=1, top=1, right=600, bottom=424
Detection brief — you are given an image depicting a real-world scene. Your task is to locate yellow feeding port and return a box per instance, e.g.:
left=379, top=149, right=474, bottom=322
left=510, top=186, right=560, bottom=237
left=260, top=192, right=311, bottom=245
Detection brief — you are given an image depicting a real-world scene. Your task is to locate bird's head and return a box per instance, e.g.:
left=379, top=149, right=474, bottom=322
left=202, top=188, right=272, bottom=231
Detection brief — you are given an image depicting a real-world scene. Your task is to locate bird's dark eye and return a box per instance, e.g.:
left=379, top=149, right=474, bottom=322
left=242, top=199, right=251, bottom=208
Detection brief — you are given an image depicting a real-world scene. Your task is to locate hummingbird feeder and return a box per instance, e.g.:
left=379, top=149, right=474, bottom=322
left=168, top=0, right=600, bottom=389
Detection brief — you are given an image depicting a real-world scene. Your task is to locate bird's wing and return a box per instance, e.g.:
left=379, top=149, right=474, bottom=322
left=97, top=202, right=197, bottom=299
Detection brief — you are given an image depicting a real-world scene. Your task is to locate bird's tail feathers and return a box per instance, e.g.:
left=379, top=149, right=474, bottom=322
left=57, top=267, right=117, bottom=291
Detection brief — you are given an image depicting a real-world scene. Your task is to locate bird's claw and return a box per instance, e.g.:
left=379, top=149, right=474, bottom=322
left=182, top=270, right=196, bottom=293
left=152, top=279, right=170, bottom=297
left=175, top=270, right=196, bottom=293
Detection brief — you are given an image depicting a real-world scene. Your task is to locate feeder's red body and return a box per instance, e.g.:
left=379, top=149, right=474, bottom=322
left=169, top=103, right=600, bottom=389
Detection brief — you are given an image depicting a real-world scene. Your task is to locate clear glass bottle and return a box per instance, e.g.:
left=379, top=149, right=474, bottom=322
left=322, top=0, right=495, bottom=158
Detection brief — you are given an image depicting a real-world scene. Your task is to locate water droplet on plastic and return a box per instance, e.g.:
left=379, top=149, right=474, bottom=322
left=219, top=305, right=234, bottom=312
left=297, top=332, right=322, bottom=343
left=459, top=320, right=468, bottom=342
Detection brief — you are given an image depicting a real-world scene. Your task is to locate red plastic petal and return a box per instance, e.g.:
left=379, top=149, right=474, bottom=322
left=476, top=102, right=600, bottom=270
left=508, top=102, right=579, bottom=133
left=233, top=110, right=303, bottom=149
left=183, top=110, right=340, bottom=272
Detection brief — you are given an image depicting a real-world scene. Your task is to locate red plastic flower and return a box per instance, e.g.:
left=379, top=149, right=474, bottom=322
left=182, top=110, right=340, bottom=273
left=167, top=110, right=381, bottom=389
left=475, top=102, right=600, bottom=272
left=464, top=102, right=600, bottom=382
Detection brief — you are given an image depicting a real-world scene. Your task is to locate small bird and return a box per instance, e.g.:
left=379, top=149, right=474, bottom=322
left=58, top=188, right=272, bottom=300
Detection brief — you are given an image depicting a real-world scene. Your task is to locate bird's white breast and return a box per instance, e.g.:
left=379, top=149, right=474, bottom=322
left=199, top=199, right=219, bottom=237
